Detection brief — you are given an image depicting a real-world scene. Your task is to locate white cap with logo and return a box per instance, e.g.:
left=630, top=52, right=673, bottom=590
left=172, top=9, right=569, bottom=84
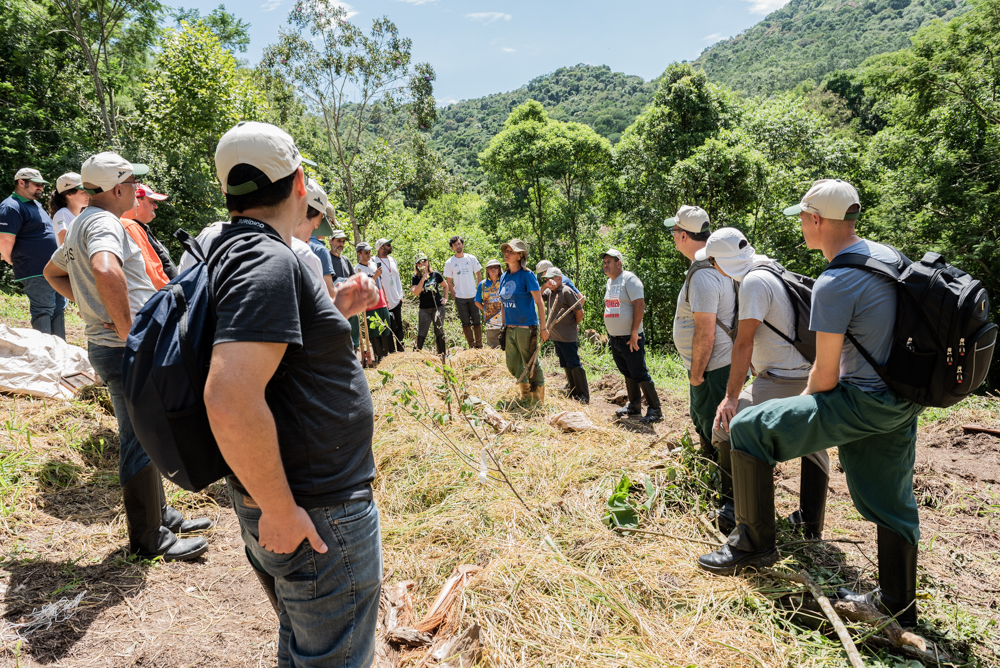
left=15, top=168, right=48, bottom=184
left=783, top=179, right=861, bottom=220
left=81, top=152, right=149, bottom=194
left=305, top=178, right=329, bottom=214
left=665, top=205, right=711, bottom=234
left=56, top=172, right=83, bottom=193
left=215, top=121, right=316, bottom=195
left=694, top=227, right=769, bottom=280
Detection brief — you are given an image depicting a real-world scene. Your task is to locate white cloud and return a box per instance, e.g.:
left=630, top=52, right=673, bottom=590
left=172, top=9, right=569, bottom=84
left=702, top=32, right=724, bottom=42
left=501, top=47, right=516, bottom=53
left=396, top=0, right=436, bottom=4
left=261, top=0, right=283, bottom=11
left=743, top=0, right=788, bottom=14
left=465, top=12, right=512, bottom=24
left=436, top=97, right=458, bottom=105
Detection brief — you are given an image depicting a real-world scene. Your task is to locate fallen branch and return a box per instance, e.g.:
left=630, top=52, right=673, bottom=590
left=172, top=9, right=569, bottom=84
left=961, top=423, right=1000, bottom=437
left=414, top=564, right=483, bottom=634
left=762, top=569, right=865, bottom=668
left=832, top=599, right=927, bottom=653
left=480, top=404, right=520, bottom=434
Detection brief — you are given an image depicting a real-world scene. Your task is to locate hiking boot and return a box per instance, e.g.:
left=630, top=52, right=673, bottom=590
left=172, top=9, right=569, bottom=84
left=839, top=526, right=918, bottom=627
left=123, top=464, right=208, bottom=562
left=638, top=381, right=662, bottom=423
left=698, top=450, right=778, bottom=575
left=158, top=479, right=213, bottom=534
left=615, top=378, right=642, bottom=418
left=569, top=367, right=590, bottom=404
left=788, top=456, right=829, bottom=540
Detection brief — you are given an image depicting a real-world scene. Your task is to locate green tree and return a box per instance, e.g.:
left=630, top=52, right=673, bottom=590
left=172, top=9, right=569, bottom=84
left=172, top=4, right=250, bottom=53
left=263, top=0, right=436, bottom=242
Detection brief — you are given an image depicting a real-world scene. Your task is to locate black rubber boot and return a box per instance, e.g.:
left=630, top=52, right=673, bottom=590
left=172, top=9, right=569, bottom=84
left=714, top=438, right=736, bottom=535
left=570, top=367, right=590, bottom=404
left=788, top=456, right=829, bottom=540
left=247, top=547, right=280, bottom=616
left=638, top=381, right=662, bottom=423
left=435, top=334, right=447, bottom=355
left=698, top=450, right=779, bottom=575
left=415, top=335, right=427, bottom=351
left=563, top=368, right=575, bottom=395
left=700, top=435, right=716, bottom=461
left=615, top=378, right=642, bottom=418
left=123, top=464, right=208, bottom=562
left=837, top=526, right=918, bottom=627
left=158, top=479, right=213, bottom=534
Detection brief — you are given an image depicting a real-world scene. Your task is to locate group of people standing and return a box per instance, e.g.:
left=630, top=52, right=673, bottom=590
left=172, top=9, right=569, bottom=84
left=2, top=118, right=928, bottom=666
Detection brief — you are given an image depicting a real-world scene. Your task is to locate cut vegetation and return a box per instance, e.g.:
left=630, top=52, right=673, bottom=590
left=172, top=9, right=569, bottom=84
left=1, top=293, right=997, bottom=666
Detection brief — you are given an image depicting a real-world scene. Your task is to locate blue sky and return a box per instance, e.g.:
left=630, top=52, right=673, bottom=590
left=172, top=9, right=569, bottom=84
left=175, top=0, right=789, bottom=104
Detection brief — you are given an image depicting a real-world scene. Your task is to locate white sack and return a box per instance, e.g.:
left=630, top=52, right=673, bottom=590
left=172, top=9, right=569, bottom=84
left=0, top=325, right=97, bottom=400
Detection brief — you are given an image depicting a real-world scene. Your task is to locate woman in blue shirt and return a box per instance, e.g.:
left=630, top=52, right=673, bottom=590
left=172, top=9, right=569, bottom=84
left=498, top=238, right=548, bottom=402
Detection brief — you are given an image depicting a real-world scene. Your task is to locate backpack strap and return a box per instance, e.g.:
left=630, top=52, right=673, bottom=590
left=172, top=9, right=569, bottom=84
left=824, top=249, right=905, bottom=279
left=746, top=262, right=800, bottom=346
left=686, top=259, right=738, bottom=338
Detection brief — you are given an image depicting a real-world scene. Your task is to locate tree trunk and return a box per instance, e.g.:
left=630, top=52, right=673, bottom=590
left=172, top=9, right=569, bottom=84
left=66, top=0, right=115, bottom=144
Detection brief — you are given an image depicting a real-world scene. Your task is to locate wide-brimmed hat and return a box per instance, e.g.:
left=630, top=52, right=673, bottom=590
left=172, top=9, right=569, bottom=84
left=501, top=238, right=528, bottom=256
left=485, top=258, right=502, bottom=270
left=783, top=179, right=860, bottom=220
left=329, top=229, right=348, bottom=240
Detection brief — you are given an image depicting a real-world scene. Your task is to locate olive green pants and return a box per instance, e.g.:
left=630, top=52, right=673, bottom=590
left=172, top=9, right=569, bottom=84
left=730, top=382, right=924, bottom=545
left=713, top=371, right=829, bottom=475
left=505, top=327, right=544, bottom=385
left=689, top=365, right=730, bottom=442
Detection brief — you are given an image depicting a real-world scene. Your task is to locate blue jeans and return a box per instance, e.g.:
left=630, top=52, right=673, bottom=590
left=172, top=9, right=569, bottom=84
left=229, top=483, right=382, bottom=668
left=552, top=340, right=581, bottom=370
left=608, top=333, right=652, bottom=383
left=88, top=342, right=150, bottom=486
left=22, top=276, right=66, bottom=339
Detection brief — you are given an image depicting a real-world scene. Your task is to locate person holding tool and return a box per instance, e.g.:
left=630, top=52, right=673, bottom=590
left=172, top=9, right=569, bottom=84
left=541, top=266, right=588, bottom=403
left=499, top=238, right=547, bottom=402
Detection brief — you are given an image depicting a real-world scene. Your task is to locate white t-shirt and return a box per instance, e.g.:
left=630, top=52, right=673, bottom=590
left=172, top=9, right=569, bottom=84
left=604, top=270, right=645, bottom=337
left=444, top=254, right=482, bottom=299
left=740, top=262, right=811, bottom=378
left=177, top=221, right=225, bottom=274
left=292, top=237, right=324, bottom=282
left=374, top=255, right=403, bottom=308
left=51, top=207, right=76, bottom=238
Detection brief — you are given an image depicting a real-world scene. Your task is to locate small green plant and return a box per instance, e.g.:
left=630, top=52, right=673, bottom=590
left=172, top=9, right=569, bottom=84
left=601, top=472, right=657, bottom=529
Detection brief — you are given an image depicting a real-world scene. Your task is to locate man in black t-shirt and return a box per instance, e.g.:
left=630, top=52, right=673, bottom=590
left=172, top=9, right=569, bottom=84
left=203, top=121, right=380, bottom=668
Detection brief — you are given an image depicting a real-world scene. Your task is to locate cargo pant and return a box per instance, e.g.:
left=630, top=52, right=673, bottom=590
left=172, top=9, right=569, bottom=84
left=505, top=326, right=543, bottom=385
left=689, top=365, right=730, bottom=442
left=713, top=371, right=829, bottom=475
left=730, top=382, right=924, bottom=545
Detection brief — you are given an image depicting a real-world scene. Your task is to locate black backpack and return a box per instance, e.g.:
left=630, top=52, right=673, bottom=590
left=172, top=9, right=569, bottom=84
left=747, top=263, right=817, bottom=363
left=826, top=247, right=997, bottom=408
left=685, top=259, right=739, bottom=341
left=122, top=224, right=309, bottom=491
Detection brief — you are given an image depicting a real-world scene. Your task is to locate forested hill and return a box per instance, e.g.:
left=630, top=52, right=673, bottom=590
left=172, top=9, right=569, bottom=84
left=429, top=65, right=656, bottom=183
left=694, top=0, right=969, bottom=96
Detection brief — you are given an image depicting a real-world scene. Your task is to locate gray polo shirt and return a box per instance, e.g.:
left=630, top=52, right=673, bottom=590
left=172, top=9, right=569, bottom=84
left=50, top=207, right=155, bottom=348
left=673, top=263, right=736, bottom=372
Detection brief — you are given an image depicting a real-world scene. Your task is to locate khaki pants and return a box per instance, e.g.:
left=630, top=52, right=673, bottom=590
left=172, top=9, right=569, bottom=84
left=485, top=327, right=502, bottom=349
left=714, top=371, right=829, bottom=475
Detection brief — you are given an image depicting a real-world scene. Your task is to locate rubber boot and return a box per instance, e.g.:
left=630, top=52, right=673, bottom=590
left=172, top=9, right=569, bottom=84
left=473, top=324, right=483, bottom=349
left=697, top=450, right=779, bottom=575
left=714, top=438, right=736, bottom=536
left=570, top=367, right=590, bottom=404
left=123, top=464, right=208, bottom=561
left=246, top=547, right=280, bottom=616
left=839, top=527, right=918, bottom=627
left=563, top=368, right=575, bottom=395
left=638, top=381, right=662, bottom=424
left=158, top=475, right=213, bottom=534
left=615, top=378, right=642, bottom=418
left=462, top=326, right=475, bottom=348
left=415, top=335, right=426, bottom=351
left=788, top=456, right=829, bottom=540
left=435, top=334, right=446, bottom=355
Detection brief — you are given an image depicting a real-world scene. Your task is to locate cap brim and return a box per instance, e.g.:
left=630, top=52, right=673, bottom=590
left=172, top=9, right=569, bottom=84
left=783, top=204, right=804, bottom=216
left=315, top=218, right=334, bottom=237
left=130, top=164, right=149, bottom=177
left=145, top=192, right=168, bottom=201
left=664, top=217, right=677, bottom=228
left=301, top=157, right=317, bottom=167
left=694, top=248, right=709, bottom=261
left=29, top=178, right=49, bottom=184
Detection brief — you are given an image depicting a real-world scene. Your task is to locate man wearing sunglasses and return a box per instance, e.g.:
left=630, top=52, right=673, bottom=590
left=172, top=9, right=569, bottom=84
left=44, top=152, right=210, bottom=563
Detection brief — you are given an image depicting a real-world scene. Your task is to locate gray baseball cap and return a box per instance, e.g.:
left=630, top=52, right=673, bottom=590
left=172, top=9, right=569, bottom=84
left=356, top=241, right=372, bottom=252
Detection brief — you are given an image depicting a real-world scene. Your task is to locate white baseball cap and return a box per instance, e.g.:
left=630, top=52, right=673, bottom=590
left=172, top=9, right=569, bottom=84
left=56, top=172, right=83, bottom=193
left=305, top=178, right=329, bottom=215
left=15, top=168, right=48, bottom=184
left=215, top=121, right=316, bottom=195
left=542, top=266, right=563, bottom=279
left=600, top=248, right=624, bottom=262
left=665, top=205, right=711, bottom=234
left=783, top=179, right=860, bottom=220
left=81, top=152, right=149, bottom=194
left=535, top=259, right=553, bottom=273
left=694, top=227, right=766, bottom=279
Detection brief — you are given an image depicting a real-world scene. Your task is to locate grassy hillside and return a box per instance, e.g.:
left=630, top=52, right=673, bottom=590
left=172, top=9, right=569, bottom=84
left=429, top=65, right=656, bottom=185
left=695, top=0, right=969, bottom=96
